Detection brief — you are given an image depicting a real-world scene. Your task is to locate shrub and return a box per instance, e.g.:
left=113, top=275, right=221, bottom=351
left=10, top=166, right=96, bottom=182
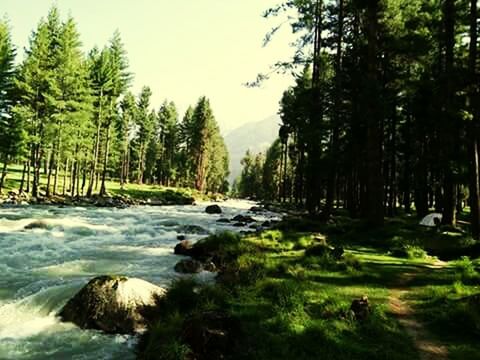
left=263, top=281, right=306, bottom=315
left=391, top=245, right=427, bottom=259
left=454, top=256, right=478, bottom=281
left=341, top=253, right=362, bottom=271
left=404, top=245, right=428, bottom=259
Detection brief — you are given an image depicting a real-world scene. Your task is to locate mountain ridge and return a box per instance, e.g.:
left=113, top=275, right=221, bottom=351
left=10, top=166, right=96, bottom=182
left=224, top=115, right=280, bottom=183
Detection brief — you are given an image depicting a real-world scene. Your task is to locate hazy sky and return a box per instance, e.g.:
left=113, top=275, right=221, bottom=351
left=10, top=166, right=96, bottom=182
left=3, top=0, right=295, bottom=134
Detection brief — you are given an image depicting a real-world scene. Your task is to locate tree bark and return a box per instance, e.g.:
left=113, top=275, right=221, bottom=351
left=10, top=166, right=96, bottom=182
left=306, top=0, right=323, bottom=215
left=46, top=148, right=55, bottom=197
left=469, top=0, right=479, bottom=238
left=62, top=158, right=68, bottom=196
left=441, top=0, right=456, bottom=226
left=87, top=90, right=103, bottom=197
left=324, top=0, right=344, bottom=218
left=99, top=121, right=112, bottom=196
left=364, top=0, right=384, bottom=226
left=0, top=159, right=8, bottom=194
left=19, top=161, right=27, bottom=194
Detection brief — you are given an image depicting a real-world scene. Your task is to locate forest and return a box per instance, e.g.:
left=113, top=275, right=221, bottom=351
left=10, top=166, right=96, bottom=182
left=0, top=7, right=230, bottom=199
left=236, top=0, right=480, bottom=236
left=2, top=1, right=480, bottom=360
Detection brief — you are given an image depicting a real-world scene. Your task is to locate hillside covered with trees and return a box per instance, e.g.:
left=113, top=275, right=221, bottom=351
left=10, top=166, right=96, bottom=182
left=0, top=7, right=229, bottom=199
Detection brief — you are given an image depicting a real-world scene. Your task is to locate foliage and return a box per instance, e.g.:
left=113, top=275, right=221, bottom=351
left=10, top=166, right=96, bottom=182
left=1, top=6, right=230, bottom=198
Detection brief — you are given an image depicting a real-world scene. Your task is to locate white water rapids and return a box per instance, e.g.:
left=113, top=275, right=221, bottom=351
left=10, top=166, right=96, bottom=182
left=0, top=200, right=280, bottom=359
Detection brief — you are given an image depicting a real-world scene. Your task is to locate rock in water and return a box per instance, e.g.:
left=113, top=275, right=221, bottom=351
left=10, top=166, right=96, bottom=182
left=205, top=205, right=222, bottom=214
left=174, top=240, right=193, bottom=256
left=232, top=215, right=256, bottom=223
left=24, top=220, right=50, bottom=230
left=59, top=276, right=166, bottom=334
left=174, top=259, right=204, bottom=273
left=216, top=218, right=231, bottom=223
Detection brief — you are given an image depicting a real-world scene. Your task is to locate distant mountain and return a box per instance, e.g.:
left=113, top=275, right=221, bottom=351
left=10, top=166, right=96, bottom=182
left=224, top=115, right=280, bottom=183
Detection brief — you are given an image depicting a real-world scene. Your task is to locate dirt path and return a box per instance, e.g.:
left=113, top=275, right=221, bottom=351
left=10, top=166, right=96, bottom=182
left=388, top=261, right=449, bottom=360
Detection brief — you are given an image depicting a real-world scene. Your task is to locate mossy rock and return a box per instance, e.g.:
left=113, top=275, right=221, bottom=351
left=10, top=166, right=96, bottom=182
left=174, top=240, right=193, bottom=256
left=206, top=205, right=222, bottom=214
left=59, top=275, right=166, bottom=334
left=175, top=259, right=204, bottom=274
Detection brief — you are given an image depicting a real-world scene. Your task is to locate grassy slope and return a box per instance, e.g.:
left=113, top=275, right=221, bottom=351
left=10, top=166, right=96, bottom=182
left=138, top=213, right=480, bottom=360
left=0, top=164, right=211, bottom=203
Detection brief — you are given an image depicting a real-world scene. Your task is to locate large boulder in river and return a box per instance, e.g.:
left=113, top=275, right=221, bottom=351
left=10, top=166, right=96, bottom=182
left=24, top=220, right=50, bottom=230
left=174, top=240, right=193, bottom=256
left=206, top=204, right=222, bottom=214
left=232, top=214, right=256, bottom=223
left=58, top=276, right=166, bottom=334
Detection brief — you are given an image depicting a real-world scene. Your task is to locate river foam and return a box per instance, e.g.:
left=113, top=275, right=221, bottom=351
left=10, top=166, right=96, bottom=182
left=0, top=200, right=280, bottom=359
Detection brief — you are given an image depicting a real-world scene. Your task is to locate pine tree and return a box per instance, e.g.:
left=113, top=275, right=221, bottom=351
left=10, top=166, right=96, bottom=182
left=133, top=86, right=153, bottom=184
left=47, top=16, right=92, bottom=197
left=99, top=31, right=131, bottom=196
left=190, top=97, right=229, bottom=193
left=14, top=10, right=58, bottom=198
left=156, top=100, right=179, bottom=185
left=117, top=91, right=136, bottom=187
left=0, top=19, right=24, bottom=193
left=86, top=46, right=113, bottom=196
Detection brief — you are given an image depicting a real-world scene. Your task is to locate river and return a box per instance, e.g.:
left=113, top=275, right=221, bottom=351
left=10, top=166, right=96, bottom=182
left=0, top=200, right=279, bottom=359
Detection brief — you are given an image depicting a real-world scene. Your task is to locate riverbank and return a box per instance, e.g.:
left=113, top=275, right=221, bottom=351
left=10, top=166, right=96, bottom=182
left=0, top=200, right=273, bottom=359
left=0, top=164, right=226, bottom=207
left=0, top=189, right=196, bottom=208
left=137, top=214, right=480, bottom=360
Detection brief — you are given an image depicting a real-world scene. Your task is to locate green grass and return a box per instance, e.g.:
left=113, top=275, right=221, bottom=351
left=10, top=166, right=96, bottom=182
left=138, top=215, right=480, bottom=360
left=0, top=163, right=214, bottom=203
left=138, top=228, right=441, bottom=360
left=405, top=258, right=480, bottom=360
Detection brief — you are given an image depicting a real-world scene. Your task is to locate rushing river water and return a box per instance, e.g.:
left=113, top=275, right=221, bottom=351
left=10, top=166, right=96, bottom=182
left=0, top=200, right=279, bottom=360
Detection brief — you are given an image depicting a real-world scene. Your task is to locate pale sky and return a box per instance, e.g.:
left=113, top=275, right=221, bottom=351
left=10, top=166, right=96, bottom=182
left=3, top=0, right=295, bottom=134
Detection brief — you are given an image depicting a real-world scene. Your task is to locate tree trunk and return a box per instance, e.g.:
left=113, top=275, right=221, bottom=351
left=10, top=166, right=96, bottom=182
left=441, top=0, right=456, bottom=226
left=76, top=159, right=81, bottom=197
left=26, top=150, right=31, bottom=193
left=364, top=0, right=383, bottom=226
left=126, top=148, right=130, bottom=184
left=306, top=0, right=323, bottom=215
left=469, top=0, right=479, bottom=238
left=324, top=0, right=344, bottom=218
left=32, top=144, right=40, bottom=198
left=53, top=158, right=59, bottom=195
left=100, top=121, right=112, bottom=196
left=19, top=161, right=27, bottom=194
left=0, top=160, right=8, bottom=194
left=46, top=148, right=55, bottom=197
left=402, top=112, right=412, bottom=213
left=87, top=91, right=103, bottom=197
left=70, top=159, right=76, bottom=196
left=282, top=141, right=288, bottom=202
left=62, top=158, right=68, bottom=196
left=137, top=143, right=144, bottom=184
